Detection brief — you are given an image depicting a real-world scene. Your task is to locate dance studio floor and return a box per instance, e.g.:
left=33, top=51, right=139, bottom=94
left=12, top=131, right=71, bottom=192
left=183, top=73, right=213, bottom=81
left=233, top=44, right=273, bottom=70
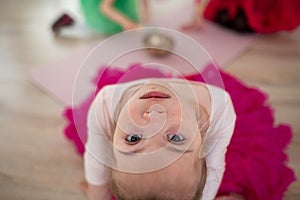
left=0, top=0, right=299, bottom=199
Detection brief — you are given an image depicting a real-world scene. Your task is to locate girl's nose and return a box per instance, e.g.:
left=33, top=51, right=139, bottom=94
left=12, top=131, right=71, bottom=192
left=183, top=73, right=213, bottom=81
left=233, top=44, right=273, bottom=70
left=145, top=104, right=166, bottom=114
left=143, top=104, right=166, bottom=121
left=142, top=104, right=167, bottom=138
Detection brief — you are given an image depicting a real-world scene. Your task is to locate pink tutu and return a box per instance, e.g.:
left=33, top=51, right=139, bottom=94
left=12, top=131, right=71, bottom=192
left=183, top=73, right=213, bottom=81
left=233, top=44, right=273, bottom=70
left=63, top=64, right=295, bottom=200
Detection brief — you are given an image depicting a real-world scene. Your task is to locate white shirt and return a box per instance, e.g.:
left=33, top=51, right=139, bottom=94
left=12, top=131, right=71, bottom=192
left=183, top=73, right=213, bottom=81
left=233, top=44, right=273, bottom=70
left=84, top=78, right=236, bottom=200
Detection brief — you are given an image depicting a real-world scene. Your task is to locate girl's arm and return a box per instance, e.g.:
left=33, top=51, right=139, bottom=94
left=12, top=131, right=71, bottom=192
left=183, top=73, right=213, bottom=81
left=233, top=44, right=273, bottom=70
left=81, top=88, right=114, bottom=200
left=100, top=0, right=138, bottom=30
left=81, top=151, right=111, bottom=200
left=201, top=88, right=237, bottom=200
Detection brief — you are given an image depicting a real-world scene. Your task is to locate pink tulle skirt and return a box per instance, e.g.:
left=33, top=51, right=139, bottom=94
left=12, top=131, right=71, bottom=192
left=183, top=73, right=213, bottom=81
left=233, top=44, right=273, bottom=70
left=63, top=64, right=295, bottom=200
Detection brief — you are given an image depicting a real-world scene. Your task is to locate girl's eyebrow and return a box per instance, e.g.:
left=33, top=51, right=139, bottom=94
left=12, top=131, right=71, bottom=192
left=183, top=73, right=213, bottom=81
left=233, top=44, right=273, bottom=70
left=117, top=147, right=146, bottom=155
left=117, top=146, right=194, bottom=155
left=167, top=147, right=194, bottom=154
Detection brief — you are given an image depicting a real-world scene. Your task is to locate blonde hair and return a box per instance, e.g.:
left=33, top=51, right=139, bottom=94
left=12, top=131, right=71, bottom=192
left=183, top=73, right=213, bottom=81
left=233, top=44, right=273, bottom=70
left=109, top=160, right=207, bottom=200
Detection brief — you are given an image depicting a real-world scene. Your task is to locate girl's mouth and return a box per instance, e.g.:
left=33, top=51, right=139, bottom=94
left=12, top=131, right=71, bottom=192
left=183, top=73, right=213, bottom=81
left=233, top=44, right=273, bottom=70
left=139, top=91, right=171, bottom=99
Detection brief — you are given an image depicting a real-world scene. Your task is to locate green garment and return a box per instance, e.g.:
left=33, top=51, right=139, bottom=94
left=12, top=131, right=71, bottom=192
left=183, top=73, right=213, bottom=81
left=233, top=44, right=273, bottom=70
left=80, top=0, right=139, bottom=35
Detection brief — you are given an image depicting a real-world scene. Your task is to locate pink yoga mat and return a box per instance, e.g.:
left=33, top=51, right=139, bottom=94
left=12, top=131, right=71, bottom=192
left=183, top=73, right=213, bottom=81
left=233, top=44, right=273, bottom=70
left=30, top=21, right=257, bottom=106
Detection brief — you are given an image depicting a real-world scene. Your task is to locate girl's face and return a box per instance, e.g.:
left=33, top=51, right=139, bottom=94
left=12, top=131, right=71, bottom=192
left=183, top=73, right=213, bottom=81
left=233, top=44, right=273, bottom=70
left=113, top=81, right=202, bottom=173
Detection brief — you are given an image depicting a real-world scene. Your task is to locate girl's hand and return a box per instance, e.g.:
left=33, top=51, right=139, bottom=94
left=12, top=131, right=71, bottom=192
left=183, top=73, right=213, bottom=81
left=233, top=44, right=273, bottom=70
left=79, top=181, right=111, bottom=200
left=122, top=21, right=139, bottom=31
left=215, top=193, right=245, bottom=200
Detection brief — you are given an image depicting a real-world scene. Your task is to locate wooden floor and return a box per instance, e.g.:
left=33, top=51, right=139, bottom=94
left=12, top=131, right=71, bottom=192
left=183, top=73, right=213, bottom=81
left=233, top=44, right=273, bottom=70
left=0, top=0, right=299, bottom=199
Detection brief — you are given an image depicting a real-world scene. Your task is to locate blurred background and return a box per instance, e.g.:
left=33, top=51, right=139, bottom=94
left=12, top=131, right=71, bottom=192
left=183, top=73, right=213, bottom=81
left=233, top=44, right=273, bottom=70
left=0, top=0, right=299, bottom=199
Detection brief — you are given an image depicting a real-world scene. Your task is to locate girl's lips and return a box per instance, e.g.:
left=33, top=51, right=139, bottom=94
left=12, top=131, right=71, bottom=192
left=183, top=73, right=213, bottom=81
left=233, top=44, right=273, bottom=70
left=139, top=91, right=171, bottom=99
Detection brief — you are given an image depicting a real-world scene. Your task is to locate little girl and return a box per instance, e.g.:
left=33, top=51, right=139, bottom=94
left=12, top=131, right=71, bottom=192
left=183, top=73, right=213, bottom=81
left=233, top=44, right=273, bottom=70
left=83, top=75, right=236, bottom=199
left=64, top=64, right=295, bottom=200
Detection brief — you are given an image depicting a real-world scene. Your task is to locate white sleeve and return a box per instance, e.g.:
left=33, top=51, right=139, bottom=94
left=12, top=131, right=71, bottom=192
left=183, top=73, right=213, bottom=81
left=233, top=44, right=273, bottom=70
left=84, top=87, right=115, bottom=185
left=201, top=88, right=236, bottom=200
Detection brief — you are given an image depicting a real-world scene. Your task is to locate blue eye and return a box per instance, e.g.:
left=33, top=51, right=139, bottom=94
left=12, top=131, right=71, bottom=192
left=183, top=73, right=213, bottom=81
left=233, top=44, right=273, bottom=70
left=167, top=134, right=185, bottom=144
left=125, top=134, right=142, bottom=145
